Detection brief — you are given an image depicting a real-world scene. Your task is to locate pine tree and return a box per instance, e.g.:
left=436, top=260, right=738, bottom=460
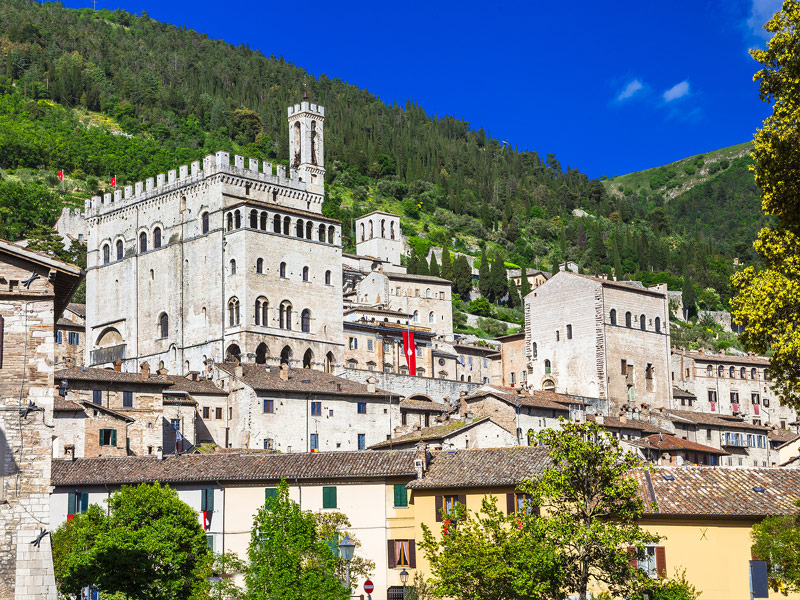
left=519, top=261, right=532, bottom=298
left=429, top=252, right=440, bottom=277
left=407, top=249, right=419, bottom=274
left=441, top=247, right=453, bottom=282
left=453, top=255, right=473, bottom=299
left=489, top=252, right=508, bottom=304
left=478, top=247, right=490, bottom=299
left=682, top=270, right=697, bottom=320
left=417, top=254, right=430, bottom=276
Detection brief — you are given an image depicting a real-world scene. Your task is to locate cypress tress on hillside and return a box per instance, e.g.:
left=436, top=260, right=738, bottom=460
left=519, top=262, right=532, bottom=298
left=478, top=247, right=490, bottom=299
left=429, top=253, right=440, bottom=277
left=441, top=247, right=453, bottom=282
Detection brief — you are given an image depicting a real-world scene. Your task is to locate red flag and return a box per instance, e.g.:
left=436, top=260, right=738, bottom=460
left=202, top=510, right=209, bottom=530
left=57, top=170, right=63, bottom=182
left=111, top=175, right=116, bottom=187
left=402, top=331, right=416, bottom=376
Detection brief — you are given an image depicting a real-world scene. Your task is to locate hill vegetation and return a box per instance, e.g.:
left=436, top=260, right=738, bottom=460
left=0, top=0, right=765, bottom=326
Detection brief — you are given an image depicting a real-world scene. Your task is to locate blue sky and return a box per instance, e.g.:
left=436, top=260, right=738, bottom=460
left=62, top=0, right=781, bottom=178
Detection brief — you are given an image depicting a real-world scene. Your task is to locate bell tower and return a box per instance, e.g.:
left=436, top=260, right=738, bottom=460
left=287, top=101, right=325, bottom=193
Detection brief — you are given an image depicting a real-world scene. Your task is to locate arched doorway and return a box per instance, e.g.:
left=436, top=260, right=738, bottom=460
left=303, top=349, right=313, bottom=369
left=255, top=343, right=268, bottom=365
left=280, top=345, right=292, bottom=366
left=226, top=344, right=241, bottom=363
left=325, top=352, right=335, bottom=373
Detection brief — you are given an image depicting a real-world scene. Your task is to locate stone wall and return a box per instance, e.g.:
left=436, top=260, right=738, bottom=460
left=338, top=368, right=479, bottom=405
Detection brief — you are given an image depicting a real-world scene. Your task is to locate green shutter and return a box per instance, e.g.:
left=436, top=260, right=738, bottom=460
left=264, top=487, right=278, bottom=509
left=206, top=535, right=214, bottom=551
left=394, top=484, right=408, bottom=508
left=67, top=493, right=76, bottom=516
left=322, top=486, right=337, bottom=509
left=202, top=488, right=215, bottom=512
left=110, top=429, right=117, bottom=447
left=80, top=492, right=89, bottom=513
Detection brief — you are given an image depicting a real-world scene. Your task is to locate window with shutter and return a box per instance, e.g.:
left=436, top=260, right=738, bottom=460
left=201, top=488, right=215, bottom=512
left=394, top=484, right=408, bottom=508
left=264, top=487, right=278, bottom=508
left=80, top=492, right=88, bottom=513
left=388, top=539, right=416, bottom=568
left=322, top=486, right=337, bottom=509
left=654, top=546, right=666, bottom=578
left=68, top=493, right=77, bottom=516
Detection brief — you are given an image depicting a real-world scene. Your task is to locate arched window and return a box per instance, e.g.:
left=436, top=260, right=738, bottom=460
left=655, top=317, right=661, bottom=333
left=230, top=259, right=236, bottom=275
left=729, top=366, right=736, bottom=378
left=610, top=309, right=617, bottom=325
left=274, top=214, right=281, bottom=233
left=139, top=232, right=147, bottom=253
left=319, top=224, right=326, bottom=242
left=301, top=309, right=311, bottom=333
left=369, top=221, right=374, bottom=239
left=390, top=221, right=395, bottom=239
left=296, top=219, right=304, bottom=238
left=718, top=365, right=725, bottom=377
left=102, top=244, right=110, bottom=265
left=428, top=311, right=435, bottom=323
left=740, top=367, right=746, bottom=379
left=707, top=365, right=713, bottom=377
left=280, top=301, right=292, bottom=330
left=325, top=352, right=335, bottom=373
left=325, top=270, right=331, bottom=285
left=532, top=342, right=538, bottom=358
left=306, top=221, right=313, bottom=239
left=625, top=311, right=632, bottom=328
left=256, top=258, right=264, bottom=274
left=226, top=344, right=241, bottom=363
left=280, top=262, right=287, bottom=278
left=153, top=227, right=162, bottom=249
left=328, top=225, right=335, bottom=244
left=360, top=223, right=365, bottom=242
left=234, top=210, right=241, bottom=229
left=283, top=216, right=291, bottom=235
left=250, top=209, right=258, bottom=229
left=544, top=359, right=551, bottom=374
left=303, top=348, right=313, bottom=369
left=227, top=213, right=233, bottom=232
left=413, top=311, right=419, bottom=323
left=260, top=211, right=268, bottom=230
left=639, top=314, right=646, bottom=331
left=116, top=240, right=123, bottom=260
left=280, top=345, right=292, bottom=366
left=255, top=342, right=268, bottom=364
left=567, top=324, right=573, bottom=339
left=425, top=288, right=432, bottom=298
left=381, top=219, right=386, bottom=237
left=302, top=266, right=309, bottom=282
left=255, top=297, right=268, bottom=326
left=751, top=367, right=757, bottom=379
left=158, top=313, right=168, bottom=338
left=228, top=297, right=240, bottom=326
left=202, top=212, right=209, bottom=234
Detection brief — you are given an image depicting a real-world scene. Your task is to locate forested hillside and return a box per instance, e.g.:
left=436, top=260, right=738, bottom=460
left=0, top=0, right=763, bottom=324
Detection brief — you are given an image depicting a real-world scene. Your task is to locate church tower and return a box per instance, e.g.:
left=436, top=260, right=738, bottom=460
left=288, top=101, right=325, bottom=193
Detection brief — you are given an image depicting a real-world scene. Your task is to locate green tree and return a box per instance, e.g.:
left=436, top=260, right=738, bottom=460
left=407, top=249, right=419, bottom=275
left=247, top=480, right=347, bottom=600
left=453, top=255, right=473, bottom=299
left=429, top=252, right=440, bottom=277
left=52, top=482, right=211, bottom=600
left=313, top=511, right=375, bottom=591
left=751, top=499, right=800, bottom=594
left=682, top=271, right=697, bottom=320
left=520, top=420, right=660, bottom=600
left=489, top=251, right=508, bottom=304
left=419, top=496, right=562, bottom=600
left=731, top=1, right=800, bottom=406
left=440, top=246, right=453, bottom=282
left=231, top=108, right=264, bottom=145
left=519, top=263, right=532, bottom=299
left=417, top=253, right=430, bottom=276
left=210, top=552, right=247, bottom=600
left=478, top=247, right=490, bottom=299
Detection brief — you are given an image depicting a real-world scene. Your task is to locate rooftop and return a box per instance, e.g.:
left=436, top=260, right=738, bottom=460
left=630, top=433, right=729, bottom=456
left=66, top=302, right=86, bottom=318
left=165, top=375, right=225, bottom=396
left=665, top=409, right=770, bottom=432
left=52, top=450, right=417, bottom=487
left=370, top=417, right=508, bottom=450
left=675, top=350, right=770, bottom=367
left=55, top=367, right=173, bottom=386
left=217, top=364, right=401, bottom=398
left=586, top=415, right=669, bottom=435
left=463, top=387, right=584, bottom=411
left=384, top=272, right=451, bottom=285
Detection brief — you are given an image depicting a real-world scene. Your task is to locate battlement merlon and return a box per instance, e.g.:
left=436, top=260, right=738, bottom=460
left=84, top=152, right=323, bottom=217
left=288, top=101, right=325, bottom=118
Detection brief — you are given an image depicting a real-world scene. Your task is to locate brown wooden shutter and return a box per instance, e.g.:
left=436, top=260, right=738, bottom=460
left=387, top=539, right=395, bottom=568
left=435, top=496, right=443, bottom=522
left=457, top=494, right=466, bottom=508
left=627, top=546, right=637, bottom=568
left=655, top=546, right=666, bottom=578
left=408, top=540, right=416, bottom=568
left=533, top=504, right=541, bottom=517
left=506, top=493, right=515, bottom=515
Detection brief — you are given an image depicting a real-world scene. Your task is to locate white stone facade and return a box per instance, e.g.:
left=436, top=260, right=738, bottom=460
left=85, top=104, right=344, bottom=376
left=355, top=211, right=404, bottom=267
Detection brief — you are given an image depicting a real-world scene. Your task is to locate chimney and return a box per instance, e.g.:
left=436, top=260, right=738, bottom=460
left=64, top=357, right=74, bottom=369
left=414, top=441, right=428, bottom=479
left=235, top=364, right=244, bottom=378
left=594, top=414, right=604, bottom=425
left=64, top=445, right=75, bottom=461
left=157, top=446, right=163, bottom=460
left=140, top=362, right=150, bottom=379
left=279, top=364, right=289, bottom=381
left=367, top=382, right=376, bottom=393
left=113, top=360, right=122, bottom=372
left=157, top=367, right=168, bottom=376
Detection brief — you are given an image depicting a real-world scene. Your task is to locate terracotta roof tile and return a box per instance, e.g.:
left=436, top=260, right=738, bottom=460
left=634, top=467, right=800, bottom=517
left=587, top=415, right=669, bottom=435
left=666, top=409, right=770, bottom=432
left=66, top=303, right=86, bottom=317
left=463, top=388, right=582, bottom=412
left=675, top=350, right=770, bottom=367
left=52, top=450, right=417, bottom=486
left=407, top=446, right=552, bottom=488
left=370, top=418, right=508, bottom=450
left=53, top=398, right=83, bottom=411
left=672, top=386, right=696, bottom=399
left=384, top=272, right=451, bottom=285
left=165, top=376, right=225, bottom=395
left=399, top=398, right=446, bottom=411
left=630, top=433, right=729, bottom=455
left=55, top=367, right=173, bottom=386
left=769, top=429, right=800, bottom=444
left=217, top=364, right=401, bottom=398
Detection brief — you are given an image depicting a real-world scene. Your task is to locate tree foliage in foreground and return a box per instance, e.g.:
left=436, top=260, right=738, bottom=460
left=246, top=480, right=347, bottom=600
left=751, top=498, right=800, bottom=595
left=51, top=482, right=211, bottom=600
left=732, top=0, right=800, bottom=408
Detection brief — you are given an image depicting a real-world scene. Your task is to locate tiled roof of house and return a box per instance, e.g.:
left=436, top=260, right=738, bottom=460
left=672, top=387, right=696, bottom=399
left=665, top=409, right=770, bottom=432
left=399, top=398, right=446, bottom=411
left=463, top=388, right=582, bottom=412
left=217, top=364, right=401, bottom=398
left=53, top=398, right=83, bottom=412
left=55, top=367, right=173, bottom=386
left=384, top=272, right=451, bottom=285
left=769, top=428, right=800, bottom=445
left=675, top=350, right=770, bottom=367
left=165, top=376, right=225, bottom=396
left=407, top=446, right=552, bottom=489
left=370, top=417, right=510, bottom=450
left=66, top=303, right=86, bottom=317
left=56, top=317, right=83, bottom=328
left=586, top=415, right=669, bottom=435
left=629, top=433, right=729, bottom=455
left=564, top=272, right=667, bottom=297
left=51, top=450, right=417, bottom=486
left=635, top=467, right=800, bottom=517
left=78, top=401, right=135, bottom=423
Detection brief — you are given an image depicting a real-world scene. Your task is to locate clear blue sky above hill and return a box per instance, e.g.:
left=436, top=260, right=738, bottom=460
left=61, top=0, right=780, bottom=179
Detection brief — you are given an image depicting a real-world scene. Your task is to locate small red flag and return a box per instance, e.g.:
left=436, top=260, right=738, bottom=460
left=402, top=331, right=416, bottom=376
left=202, top=510, right=209, bottom=530
left=57, top=170, right=63, bottom=182
left=111, top=175, right=116, bottom=187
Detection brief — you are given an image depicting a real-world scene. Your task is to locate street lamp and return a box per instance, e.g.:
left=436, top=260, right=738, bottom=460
left=400, top=568, right=409, bottom=599
left=339, top=534, right=355, bottom=593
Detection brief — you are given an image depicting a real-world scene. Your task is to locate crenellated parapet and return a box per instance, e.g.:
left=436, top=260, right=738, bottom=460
left=85, top=152, right=320, bottom=217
